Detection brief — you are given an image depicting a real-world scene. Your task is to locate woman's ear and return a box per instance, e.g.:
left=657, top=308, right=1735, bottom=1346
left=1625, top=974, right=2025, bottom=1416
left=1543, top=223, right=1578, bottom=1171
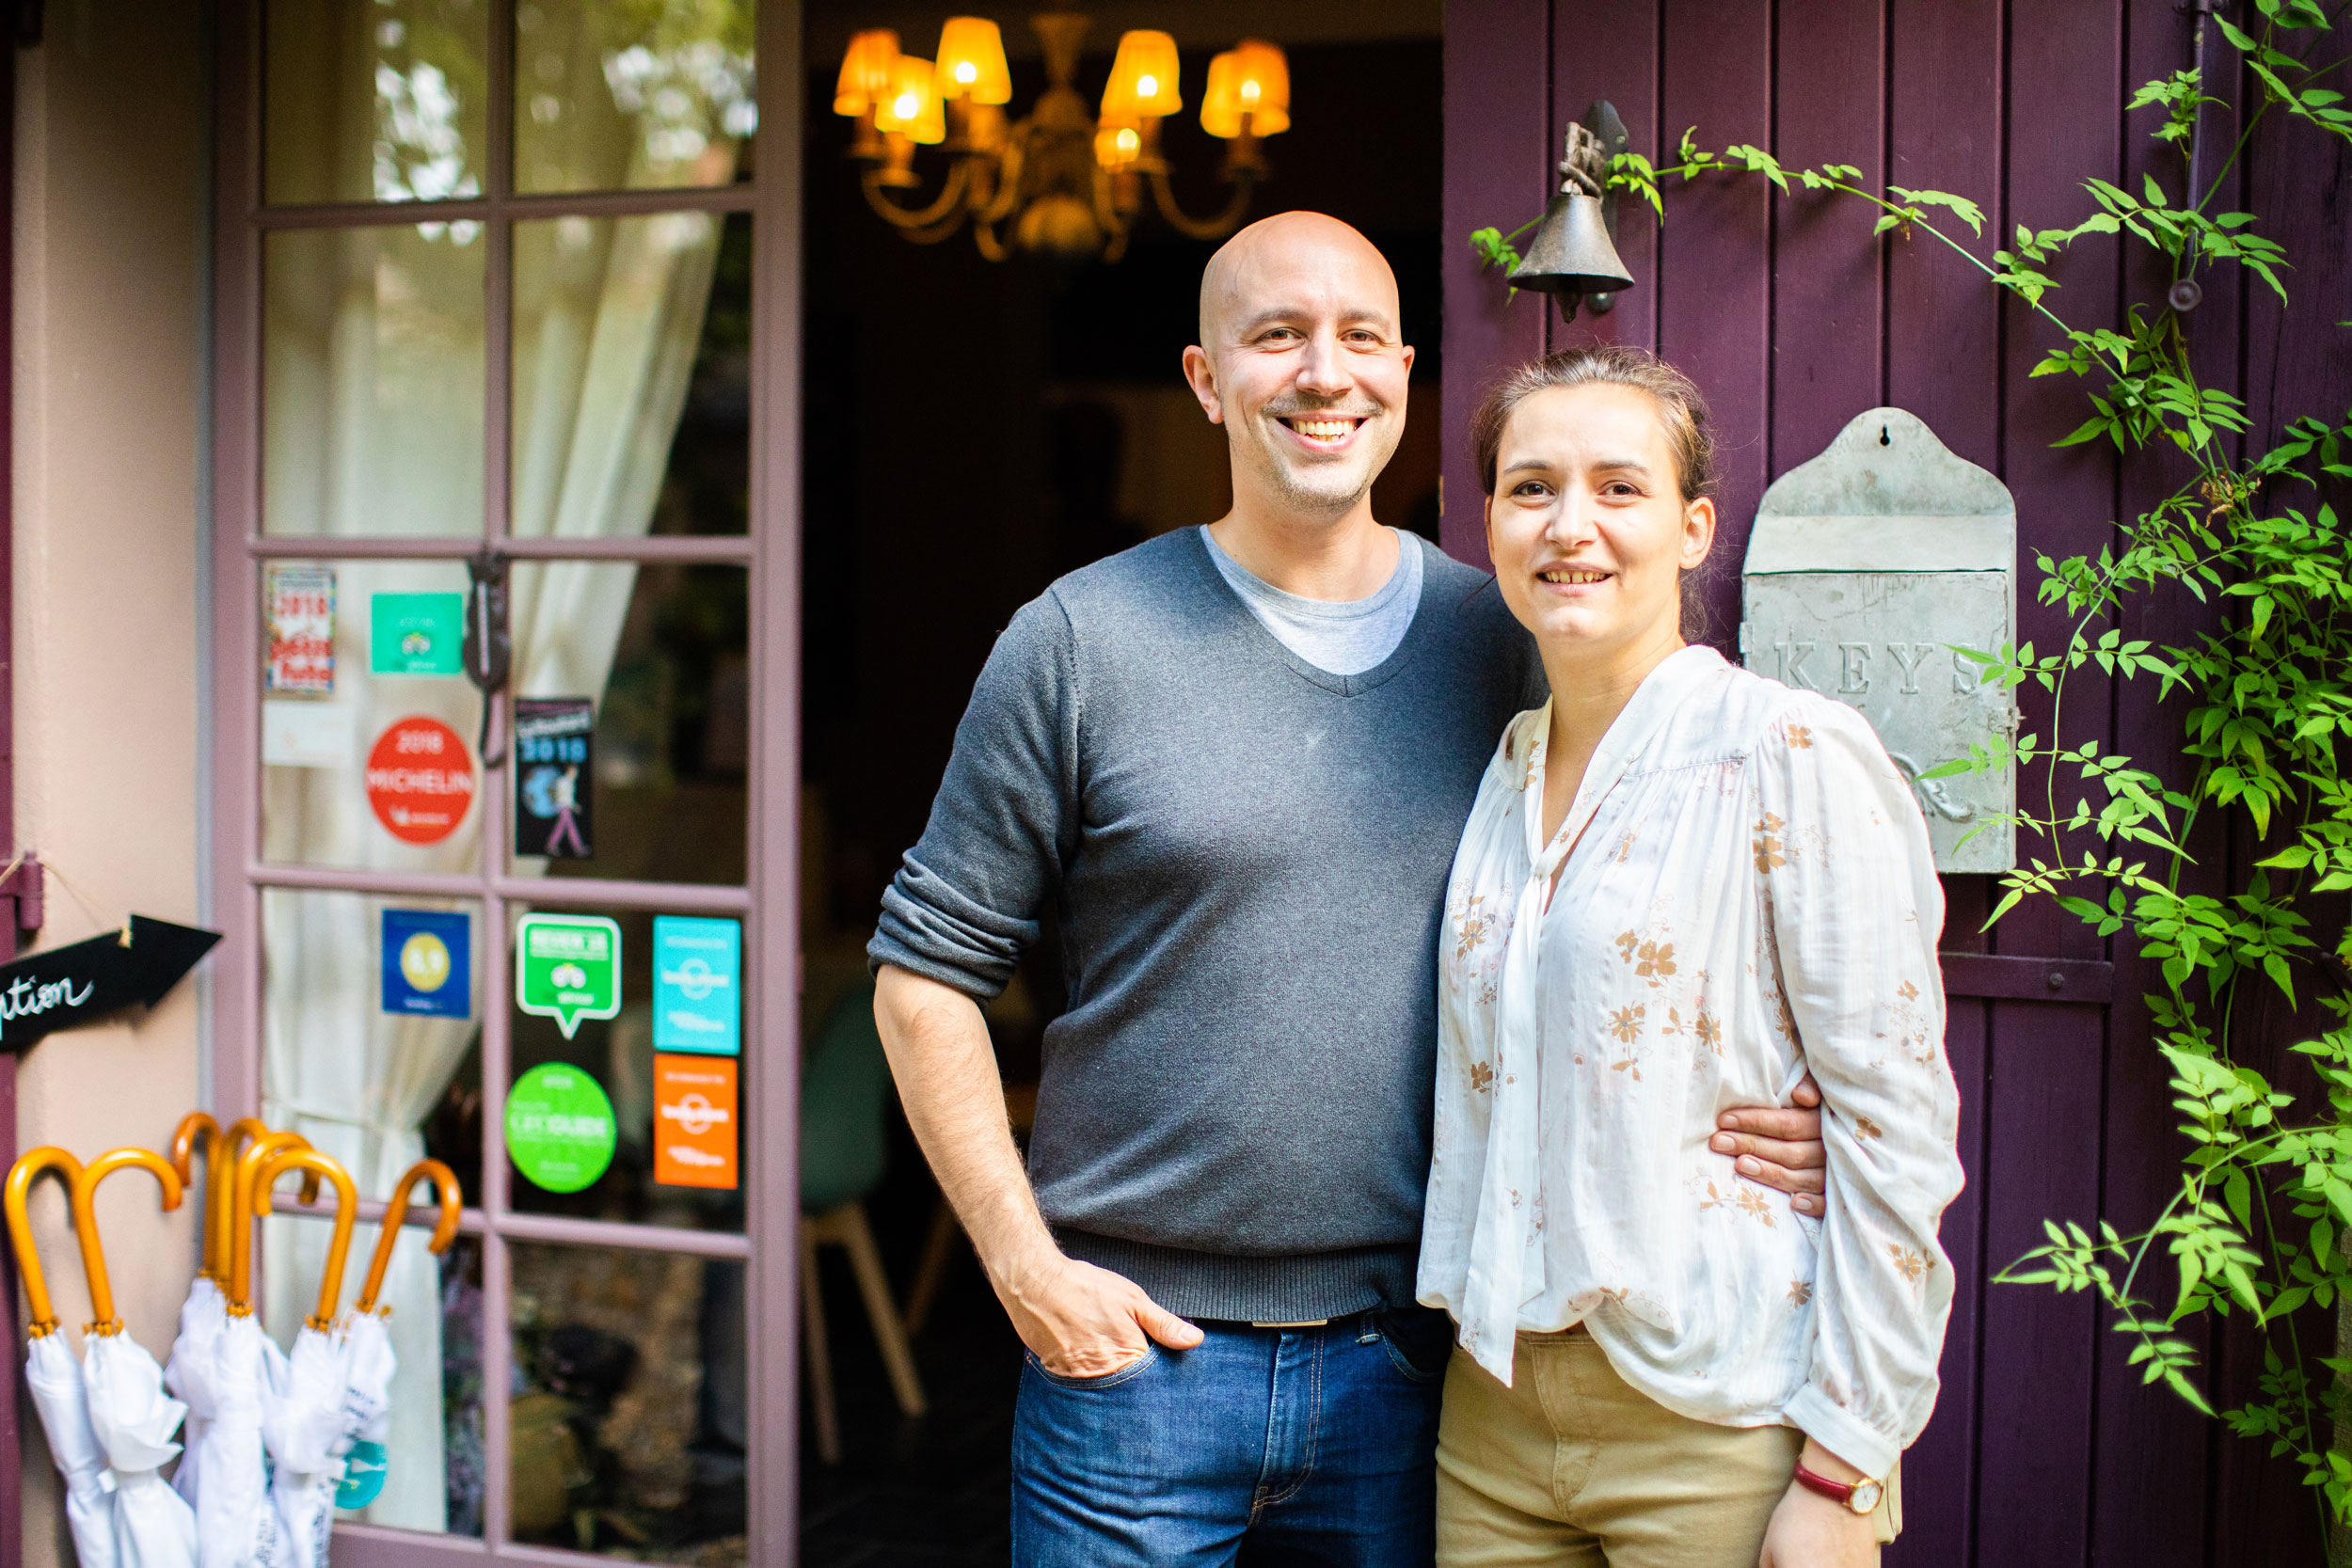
left=1681, top=496, right=1718, bottom=570
left=1484, top=492, right=1498, bottom=565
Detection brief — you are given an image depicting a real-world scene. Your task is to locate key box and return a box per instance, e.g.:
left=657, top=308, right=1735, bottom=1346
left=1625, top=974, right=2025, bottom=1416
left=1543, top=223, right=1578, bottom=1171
left=1740, top=407, right=2018, bottom=873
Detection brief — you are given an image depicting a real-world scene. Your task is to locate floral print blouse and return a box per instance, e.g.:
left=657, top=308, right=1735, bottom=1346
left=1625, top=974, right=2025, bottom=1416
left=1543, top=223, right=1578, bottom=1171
left=1416, top=644, right=1963, bottom=1481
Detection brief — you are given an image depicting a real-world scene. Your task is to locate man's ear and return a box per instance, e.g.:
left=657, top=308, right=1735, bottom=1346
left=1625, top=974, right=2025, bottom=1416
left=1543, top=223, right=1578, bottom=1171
left=1181, top=345, right=1224, bottom=425
left=1401, top=343, right=1416, bottom=378
left=1681, top=496, right=1718, bottom=570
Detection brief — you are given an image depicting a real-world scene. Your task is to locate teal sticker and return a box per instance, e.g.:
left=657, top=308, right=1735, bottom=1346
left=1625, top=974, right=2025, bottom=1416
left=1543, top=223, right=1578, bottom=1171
left=335, top=1439, right=389, bottom=1509
left=653, top=915, right=739, bottom=1056
left=515, top=913, right=621, bottom=1039
left=505, top=1063, right=616, bottom=1194
left=370, top=593, right=466, bottom=676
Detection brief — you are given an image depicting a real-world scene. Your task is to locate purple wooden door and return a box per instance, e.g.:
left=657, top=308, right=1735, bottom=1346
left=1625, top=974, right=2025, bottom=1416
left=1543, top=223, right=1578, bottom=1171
left=1440, top=4, right=2350, bottom=1564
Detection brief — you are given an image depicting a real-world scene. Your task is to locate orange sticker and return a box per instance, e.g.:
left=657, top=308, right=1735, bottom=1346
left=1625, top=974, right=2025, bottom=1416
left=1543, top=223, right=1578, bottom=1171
left=653, top=1054, right=739, bottom=1190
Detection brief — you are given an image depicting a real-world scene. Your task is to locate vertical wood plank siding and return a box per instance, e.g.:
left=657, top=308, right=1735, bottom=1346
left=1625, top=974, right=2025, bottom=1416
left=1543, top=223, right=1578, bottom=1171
left=1438, top=3, right=2348, bottom=1562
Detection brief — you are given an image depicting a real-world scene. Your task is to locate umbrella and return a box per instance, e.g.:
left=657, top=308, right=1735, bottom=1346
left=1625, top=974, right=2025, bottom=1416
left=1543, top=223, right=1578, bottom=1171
left=70, top=1148, right=199, bottom=1568
left=190, top=1128, right=329, bottom=1568
left=162, top=1114, right=226, bottom=1512
left=250, top=1148, right=358, bottom=1568
left=163, top=1114, right=320, bottom=1542
left=7, top=1146, right=116, bottom=1568
left=338, top=1159, right=464, bottom=1513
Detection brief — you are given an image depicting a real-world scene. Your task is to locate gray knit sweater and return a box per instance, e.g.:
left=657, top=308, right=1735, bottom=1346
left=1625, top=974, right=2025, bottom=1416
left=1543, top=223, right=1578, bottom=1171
left=870, top=528, right=1545, bottom=1322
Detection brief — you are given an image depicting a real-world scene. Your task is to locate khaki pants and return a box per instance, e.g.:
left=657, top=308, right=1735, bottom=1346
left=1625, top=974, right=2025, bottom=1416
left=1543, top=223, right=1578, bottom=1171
left=1435, top=1331, right=1899, bottom=1567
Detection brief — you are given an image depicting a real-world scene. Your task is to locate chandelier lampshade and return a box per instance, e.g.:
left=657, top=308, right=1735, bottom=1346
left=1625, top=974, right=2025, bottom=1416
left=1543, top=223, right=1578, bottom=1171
left=934, top=18, right=1012, bottom=105
left=844, top=8, right=1281, bottom=261
left=873, top=55, right=946, bottom=144
left=1201, top=40, right=1289, bottom=138
left=1102, top=30, right=1183, bottom=119
left=833, top=29, right=900, bottom=117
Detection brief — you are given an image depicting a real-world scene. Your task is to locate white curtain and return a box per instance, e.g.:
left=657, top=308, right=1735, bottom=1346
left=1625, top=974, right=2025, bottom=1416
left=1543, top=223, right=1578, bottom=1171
left=259, top=106, right=725, bottom=1547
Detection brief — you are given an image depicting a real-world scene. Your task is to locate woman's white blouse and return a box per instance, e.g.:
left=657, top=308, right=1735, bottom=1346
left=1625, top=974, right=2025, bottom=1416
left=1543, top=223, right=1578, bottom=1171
left=1416, top=645, right=1963, bottom=1480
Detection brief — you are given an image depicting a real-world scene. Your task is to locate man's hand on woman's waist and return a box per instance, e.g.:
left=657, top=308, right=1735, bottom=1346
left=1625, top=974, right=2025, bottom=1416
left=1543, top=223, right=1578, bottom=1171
left=1709, top=1073, right=1828, bottom=1217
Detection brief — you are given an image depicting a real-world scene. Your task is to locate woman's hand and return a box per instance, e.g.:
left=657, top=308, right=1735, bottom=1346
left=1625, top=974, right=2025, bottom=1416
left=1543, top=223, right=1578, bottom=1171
left=1759, top=1439, right=1879, bottom=1567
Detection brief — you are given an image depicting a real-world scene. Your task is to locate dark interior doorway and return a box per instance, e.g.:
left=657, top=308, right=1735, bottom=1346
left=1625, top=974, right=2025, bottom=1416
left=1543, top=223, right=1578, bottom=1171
left=796, top=8, right=1443, bottom=1558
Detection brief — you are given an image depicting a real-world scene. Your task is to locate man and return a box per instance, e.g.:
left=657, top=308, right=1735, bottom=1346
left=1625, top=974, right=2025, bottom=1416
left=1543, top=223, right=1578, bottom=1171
left=869, top=212, right=1826, bottom=1565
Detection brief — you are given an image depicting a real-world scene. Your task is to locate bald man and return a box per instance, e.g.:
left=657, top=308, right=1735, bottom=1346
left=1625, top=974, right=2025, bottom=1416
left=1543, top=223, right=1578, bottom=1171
left=870, top=213, right=1822, bottom=1566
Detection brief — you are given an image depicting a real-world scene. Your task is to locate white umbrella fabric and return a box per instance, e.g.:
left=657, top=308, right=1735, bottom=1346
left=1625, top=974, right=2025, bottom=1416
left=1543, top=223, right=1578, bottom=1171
left=189, top=1310, right=284, bottom=1568
left=251, top=1148, right=361, bottom=1568
left=70, top=1148, right=199, bottom=1568
left=333, top=1159, right=464, bottom=1519
left=163, top=1114, right=230, bottom=1513
left=162, top=1276, right=225, bottom=1511
left=8, top=1147, right=117, bottom=1568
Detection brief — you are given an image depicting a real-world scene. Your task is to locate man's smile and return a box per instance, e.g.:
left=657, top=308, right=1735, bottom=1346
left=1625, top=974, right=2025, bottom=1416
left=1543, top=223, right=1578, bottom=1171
left=1273, top=412, right=1371, bottom=451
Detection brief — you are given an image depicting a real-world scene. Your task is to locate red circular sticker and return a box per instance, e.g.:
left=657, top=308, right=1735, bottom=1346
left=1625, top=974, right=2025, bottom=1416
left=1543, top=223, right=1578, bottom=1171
left=366, top=716, right=475, bottom=845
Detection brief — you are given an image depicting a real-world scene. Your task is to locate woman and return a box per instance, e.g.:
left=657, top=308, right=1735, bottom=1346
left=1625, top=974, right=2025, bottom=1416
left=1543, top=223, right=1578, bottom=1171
left=1418, top=347, right=1963, bottom=1567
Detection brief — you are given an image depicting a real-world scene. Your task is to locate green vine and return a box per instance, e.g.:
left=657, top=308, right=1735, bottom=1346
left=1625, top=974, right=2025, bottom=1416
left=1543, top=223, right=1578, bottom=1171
left=1474, top=0, right=2352, bottom=1530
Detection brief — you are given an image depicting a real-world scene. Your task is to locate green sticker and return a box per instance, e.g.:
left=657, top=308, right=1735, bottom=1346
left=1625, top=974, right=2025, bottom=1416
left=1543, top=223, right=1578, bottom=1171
left=505, top=1063, right=616, bottom=1194
left=370, top=593, right=466, bottom=676
left=515, top=912, right=621, bottom=1039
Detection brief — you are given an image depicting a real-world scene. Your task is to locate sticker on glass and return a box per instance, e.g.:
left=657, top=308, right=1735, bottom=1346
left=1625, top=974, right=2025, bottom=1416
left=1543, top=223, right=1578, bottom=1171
left=370, top=592, right=466, bottom=677
left=652, top=915, right=739, bottom=1056
left=366, top=715, right=475, bottom=845
left=265, top=564, right=336, bottom=694
left=505, top=1062, right=616, bottom=1194
left=381, top=908, right=470, bottom=1019
left=514, top=698, right=594, bottom=860
left=515, top=912, right=621, bottom=1039
left=653, top=1054, right=738, bottom=1190
left=262, top=701, right=354, bottom=768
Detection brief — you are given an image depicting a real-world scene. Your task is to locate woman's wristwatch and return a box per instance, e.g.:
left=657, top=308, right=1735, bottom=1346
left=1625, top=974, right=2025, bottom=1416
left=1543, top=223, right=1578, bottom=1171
left=1793, top=1461, right=1883, bottom=1514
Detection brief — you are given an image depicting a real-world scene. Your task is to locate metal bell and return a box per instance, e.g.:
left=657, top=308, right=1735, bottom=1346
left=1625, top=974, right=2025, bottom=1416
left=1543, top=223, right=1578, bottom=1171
left=1509, top=189, right=1634, bottom=322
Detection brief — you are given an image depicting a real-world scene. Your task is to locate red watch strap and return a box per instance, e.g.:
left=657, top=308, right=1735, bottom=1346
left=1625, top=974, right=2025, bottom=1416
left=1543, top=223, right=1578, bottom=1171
left=1792, top=1462, right=1861, bottom=1507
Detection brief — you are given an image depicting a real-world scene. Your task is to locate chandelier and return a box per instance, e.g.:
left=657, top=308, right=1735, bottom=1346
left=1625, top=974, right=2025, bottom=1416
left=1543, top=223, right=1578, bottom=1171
left=833, top=14, right=1290, bottom=262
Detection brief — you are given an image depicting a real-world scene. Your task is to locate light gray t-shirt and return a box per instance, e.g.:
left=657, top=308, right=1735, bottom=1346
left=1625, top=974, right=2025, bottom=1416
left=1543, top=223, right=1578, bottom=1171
left=1200, top=524, right=1425, bottom=675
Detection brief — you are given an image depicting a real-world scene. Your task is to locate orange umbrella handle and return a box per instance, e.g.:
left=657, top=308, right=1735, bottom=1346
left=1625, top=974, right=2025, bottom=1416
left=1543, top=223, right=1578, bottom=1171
left=250, top=1148, right=358, bottom=1329
left=355, top=1159, right=464, bottom=1316
left=169, top=1112, right=223, bottom=1279
left=5, top=1148, right=84, bottom=1336
left=70, top=1149, right=183, bottom=1334
left=228, top=1131, right=317, bottom=1311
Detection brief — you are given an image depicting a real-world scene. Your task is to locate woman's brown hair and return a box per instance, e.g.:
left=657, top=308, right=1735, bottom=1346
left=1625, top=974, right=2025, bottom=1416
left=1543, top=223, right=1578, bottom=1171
left=1470, top=345, right=1720, bottom=502
left=1468, top=345, right=1721, bottom=639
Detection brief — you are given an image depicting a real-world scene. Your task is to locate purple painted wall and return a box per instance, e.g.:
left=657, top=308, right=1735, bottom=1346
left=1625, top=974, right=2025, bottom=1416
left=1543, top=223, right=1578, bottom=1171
left=1441, top=4, right=2352, bottom=1564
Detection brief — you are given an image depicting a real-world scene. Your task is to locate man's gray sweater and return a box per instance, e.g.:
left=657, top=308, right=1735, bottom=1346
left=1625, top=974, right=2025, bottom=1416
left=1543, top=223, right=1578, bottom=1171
left=869, top=528, right=1544, bottom=1322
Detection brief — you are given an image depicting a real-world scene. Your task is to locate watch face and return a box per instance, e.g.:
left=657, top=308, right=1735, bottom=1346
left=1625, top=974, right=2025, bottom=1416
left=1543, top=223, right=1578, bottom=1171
left=1849, top=1480, right=1883, bottom=1514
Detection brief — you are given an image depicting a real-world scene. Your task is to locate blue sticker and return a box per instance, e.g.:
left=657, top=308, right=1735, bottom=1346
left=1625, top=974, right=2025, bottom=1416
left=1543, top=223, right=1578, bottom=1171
left=381, top=909, right=471, bottom=1019
left=335, top=1438, right=389, bottom=1509
left=653, top=915, right=739, bottom=1056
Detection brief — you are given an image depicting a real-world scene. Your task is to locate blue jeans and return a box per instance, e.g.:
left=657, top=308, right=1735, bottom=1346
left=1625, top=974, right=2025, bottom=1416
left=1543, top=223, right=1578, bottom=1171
left=1010, top=1308, right=1451, bottom=1567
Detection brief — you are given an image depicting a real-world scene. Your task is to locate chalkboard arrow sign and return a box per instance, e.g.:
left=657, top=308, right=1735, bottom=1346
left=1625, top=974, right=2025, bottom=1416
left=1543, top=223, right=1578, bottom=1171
left=0, top=916, right=222, bottom=1050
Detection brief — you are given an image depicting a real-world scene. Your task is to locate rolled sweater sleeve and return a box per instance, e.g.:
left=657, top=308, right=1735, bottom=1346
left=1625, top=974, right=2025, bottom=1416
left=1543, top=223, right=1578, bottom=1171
left=868, top=594, right=1080, bottom=1001
left=1756, top=693, right=1965, bottom=1481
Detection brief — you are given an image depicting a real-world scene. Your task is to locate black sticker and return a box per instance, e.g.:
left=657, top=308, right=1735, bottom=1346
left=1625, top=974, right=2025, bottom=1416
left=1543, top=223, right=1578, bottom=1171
left=514, top=698, right=595, bottom=860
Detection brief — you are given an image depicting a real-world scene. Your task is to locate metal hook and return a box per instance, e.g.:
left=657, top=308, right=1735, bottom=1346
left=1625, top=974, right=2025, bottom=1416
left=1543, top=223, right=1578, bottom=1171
left=70, top=1149, right=183, bottom=1335
left=355, top=1158, right=464, bottom=1317
left=5, top=1148, right=84, bottom=1336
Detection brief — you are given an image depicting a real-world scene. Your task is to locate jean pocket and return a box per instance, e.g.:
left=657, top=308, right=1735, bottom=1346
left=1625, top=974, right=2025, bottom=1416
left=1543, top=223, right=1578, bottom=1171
left=1374, top=1308, right=1455, bottom=1385
left=1025, top=1345, right=1159, bottom=1389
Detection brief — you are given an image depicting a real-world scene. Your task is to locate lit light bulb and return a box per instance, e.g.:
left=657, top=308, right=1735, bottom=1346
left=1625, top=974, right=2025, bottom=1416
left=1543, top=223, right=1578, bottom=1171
left=1116, top=127, right=1139, bottom=154
left=896, top=91, right=919, bottom=119
left=956, top=61, right=976, bottom=84
left=1137, top=74, right=1157, bottom=98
